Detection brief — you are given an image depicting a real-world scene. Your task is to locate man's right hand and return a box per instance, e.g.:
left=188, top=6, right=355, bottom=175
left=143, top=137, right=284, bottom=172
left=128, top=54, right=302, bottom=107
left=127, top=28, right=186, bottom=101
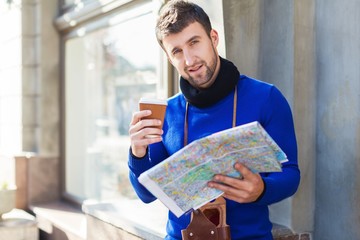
left=129, top=110, right=163, bottom=158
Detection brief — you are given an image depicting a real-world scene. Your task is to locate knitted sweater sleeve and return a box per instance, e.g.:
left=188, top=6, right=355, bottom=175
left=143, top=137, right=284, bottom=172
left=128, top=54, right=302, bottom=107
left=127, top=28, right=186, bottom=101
left=128, top=142, right=169, bottom=203
left=255, top=86, right=300, bottom=205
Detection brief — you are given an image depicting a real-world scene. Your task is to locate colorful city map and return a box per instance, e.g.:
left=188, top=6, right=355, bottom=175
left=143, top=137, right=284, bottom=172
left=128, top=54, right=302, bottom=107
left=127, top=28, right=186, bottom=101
left=138, top=121, right=287, bottom=217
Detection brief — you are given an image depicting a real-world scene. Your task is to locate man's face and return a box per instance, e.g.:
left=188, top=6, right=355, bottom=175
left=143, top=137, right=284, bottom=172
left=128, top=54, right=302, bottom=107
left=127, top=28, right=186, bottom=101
left=162, top=22, right=220, bottom=89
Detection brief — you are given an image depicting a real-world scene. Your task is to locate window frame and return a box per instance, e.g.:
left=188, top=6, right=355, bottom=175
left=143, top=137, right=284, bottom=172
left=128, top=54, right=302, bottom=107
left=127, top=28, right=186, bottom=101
left=56, top=0, right=174, bottom=206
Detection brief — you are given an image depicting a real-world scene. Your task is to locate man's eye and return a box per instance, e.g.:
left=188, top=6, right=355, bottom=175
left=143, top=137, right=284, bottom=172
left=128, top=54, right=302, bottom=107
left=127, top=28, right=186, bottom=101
left=190, top=40, right=198, bottom=45
left=172, top=49, right=181, bottom=55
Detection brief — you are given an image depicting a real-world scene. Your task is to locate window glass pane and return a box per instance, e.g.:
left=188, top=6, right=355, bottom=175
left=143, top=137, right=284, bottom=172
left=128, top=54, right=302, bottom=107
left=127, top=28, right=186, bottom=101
left=64, top=0, right=75, bottom=5
left=64, top=0, right=93, bottom=6
left=65, top=8, right=163, bottom=201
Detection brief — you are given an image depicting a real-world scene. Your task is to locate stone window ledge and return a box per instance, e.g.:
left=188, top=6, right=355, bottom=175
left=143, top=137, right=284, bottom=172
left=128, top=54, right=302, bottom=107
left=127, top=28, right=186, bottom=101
left=83, top=199, right=168, bottom=240
left=83, top=199, right=310, bottom=240
left=31, top=199, right=310, bottom=240
left=31, top=201, right=87, bottom=240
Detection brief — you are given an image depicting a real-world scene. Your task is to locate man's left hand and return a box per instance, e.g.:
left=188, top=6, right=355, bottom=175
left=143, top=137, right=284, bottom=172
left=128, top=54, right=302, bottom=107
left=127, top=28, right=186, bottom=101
left=208, top=163, right=265, bottom=203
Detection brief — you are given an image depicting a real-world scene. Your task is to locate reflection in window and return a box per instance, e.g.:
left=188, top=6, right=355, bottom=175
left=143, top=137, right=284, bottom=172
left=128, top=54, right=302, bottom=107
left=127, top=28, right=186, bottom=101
left=65, top=8, right=165, bottom=201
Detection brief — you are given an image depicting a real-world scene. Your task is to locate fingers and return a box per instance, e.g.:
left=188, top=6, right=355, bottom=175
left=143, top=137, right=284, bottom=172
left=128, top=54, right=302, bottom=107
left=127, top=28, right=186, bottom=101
left=208, top=180, right=249, bottom=202
left=130, top=135, right=162, bottom=158
left=208, top=163, right=264, bottom=203
left=129, top=110, right=164, bottom=158
left=129, top=110, right=163, bottom=137
left=234, top=163, right=254, bottom=180
left=129, top=110, right=151, bottom=127
left=211, top=164, right=253, bottom=186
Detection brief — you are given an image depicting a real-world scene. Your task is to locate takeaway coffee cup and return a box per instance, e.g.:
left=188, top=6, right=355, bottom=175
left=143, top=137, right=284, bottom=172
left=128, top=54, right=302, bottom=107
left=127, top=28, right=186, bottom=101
left=139, top=98, right=167, bottom=138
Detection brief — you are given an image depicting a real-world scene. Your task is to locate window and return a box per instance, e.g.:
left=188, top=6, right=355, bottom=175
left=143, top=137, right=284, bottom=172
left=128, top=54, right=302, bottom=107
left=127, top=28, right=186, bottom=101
left=64, top=1, right=167, bottom=201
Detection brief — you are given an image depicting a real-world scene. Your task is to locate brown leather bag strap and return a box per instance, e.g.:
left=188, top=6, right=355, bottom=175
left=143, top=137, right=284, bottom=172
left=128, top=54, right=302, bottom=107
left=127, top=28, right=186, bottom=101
left=181, top=209, right=219, bottom=240
left=181, top=197, right=231, bottom=240
left=199, top=197, right=227, bottom=226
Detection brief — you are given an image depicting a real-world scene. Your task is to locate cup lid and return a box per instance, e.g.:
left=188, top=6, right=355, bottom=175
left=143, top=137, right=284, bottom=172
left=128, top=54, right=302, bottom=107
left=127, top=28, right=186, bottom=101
left=139, top=98, right=167, bottom=105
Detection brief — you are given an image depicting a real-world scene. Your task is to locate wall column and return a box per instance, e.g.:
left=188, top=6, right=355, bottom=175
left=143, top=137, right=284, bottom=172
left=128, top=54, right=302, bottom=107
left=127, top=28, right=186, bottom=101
left=292, top=0, right=316, bottom=233
left=223, top=0, right=315, bottom=235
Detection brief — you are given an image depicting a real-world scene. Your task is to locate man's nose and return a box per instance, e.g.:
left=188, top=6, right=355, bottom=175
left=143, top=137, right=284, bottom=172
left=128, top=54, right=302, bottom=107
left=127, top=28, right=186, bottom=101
left=184, top=49, right=195, bottom=66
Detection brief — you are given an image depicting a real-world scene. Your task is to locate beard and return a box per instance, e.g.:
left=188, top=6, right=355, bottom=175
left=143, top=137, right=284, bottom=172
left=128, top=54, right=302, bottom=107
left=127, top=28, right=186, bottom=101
left=184, top=48, right=218, bottom=89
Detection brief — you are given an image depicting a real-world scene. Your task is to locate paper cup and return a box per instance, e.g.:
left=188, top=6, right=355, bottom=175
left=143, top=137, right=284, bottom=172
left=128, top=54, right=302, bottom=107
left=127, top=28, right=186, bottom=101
left=139, top=98, right=167, bottom=138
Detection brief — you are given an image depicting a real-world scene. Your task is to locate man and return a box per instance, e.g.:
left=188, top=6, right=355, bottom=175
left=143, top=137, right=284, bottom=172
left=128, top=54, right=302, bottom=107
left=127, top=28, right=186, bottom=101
left=128, top=1, right=300, bottom=239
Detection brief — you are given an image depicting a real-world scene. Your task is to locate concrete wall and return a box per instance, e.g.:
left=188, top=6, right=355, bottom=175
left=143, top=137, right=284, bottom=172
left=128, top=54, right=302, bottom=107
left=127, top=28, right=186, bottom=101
left=0, top=0, right=61, bottom=212
left=293, top=0, right=317, bottom=234
left=223, top=0, right=360, bottom=239
left=0, top=0, right=60, bottom=156
left=36, top=0, right=60, bottom=157
left=315, top=0, right=360, bottom=239
left=223, top=0, right=311, bottom=232
left=193, top=0, right=226, bottom=58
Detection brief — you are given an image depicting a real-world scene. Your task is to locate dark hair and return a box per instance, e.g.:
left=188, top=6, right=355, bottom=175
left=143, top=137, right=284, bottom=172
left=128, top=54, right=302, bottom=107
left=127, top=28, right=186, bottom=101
left=155, top=0, right=212, bottom=48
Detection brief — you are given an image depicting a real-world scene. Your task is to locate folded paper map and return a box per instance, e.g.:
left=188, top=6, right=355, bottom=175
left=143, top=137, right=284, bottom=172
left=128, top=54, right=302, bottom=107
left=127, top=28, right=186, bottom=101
left=138, top=121, right=287, bottom=217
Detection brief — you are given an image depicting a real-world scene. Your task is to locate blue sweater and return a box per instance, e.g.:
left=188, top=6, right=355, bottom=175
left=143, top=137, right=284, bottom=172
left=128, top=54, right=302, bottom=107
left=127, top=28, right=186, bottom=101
left=128, top=75, right=300, bottom=240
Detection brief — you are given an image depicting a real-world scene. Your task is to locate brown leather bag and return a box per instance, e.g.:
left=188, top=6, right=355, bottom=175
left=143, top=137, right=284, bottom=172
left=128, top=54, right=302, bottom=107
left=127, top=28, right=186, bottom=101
left=181, top=197, right=231, bottom=240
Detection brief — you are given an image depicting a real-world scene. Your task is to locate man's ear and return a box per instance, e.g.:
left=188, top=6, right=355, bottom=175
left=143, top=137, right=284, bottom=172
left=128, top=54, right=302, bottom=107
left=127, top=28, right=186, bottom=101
left=210, top=29, right=219, bottom=47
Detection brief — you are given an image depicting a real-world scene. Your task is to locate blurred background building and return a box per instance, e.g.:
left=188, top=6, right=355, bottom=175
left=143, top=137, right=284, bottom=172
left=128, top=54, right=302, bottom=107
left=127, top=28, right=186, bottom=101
left=0, top=0, right=359, bottom=239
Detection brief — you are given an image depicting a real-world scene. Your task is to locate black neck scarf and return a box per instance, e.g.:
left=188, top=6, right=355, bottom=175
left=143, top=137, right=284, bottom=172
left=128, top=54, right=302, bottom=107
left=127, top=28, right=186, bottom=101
left=180, top=57, right=240, bottom=108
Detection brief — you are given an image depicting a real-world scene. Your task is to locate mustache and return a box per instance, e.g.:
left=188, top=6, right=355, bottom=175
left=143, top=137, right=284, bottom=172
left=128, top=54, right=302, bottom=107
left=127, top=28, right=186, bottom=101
left=184, top=60, right=206, bottom=72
